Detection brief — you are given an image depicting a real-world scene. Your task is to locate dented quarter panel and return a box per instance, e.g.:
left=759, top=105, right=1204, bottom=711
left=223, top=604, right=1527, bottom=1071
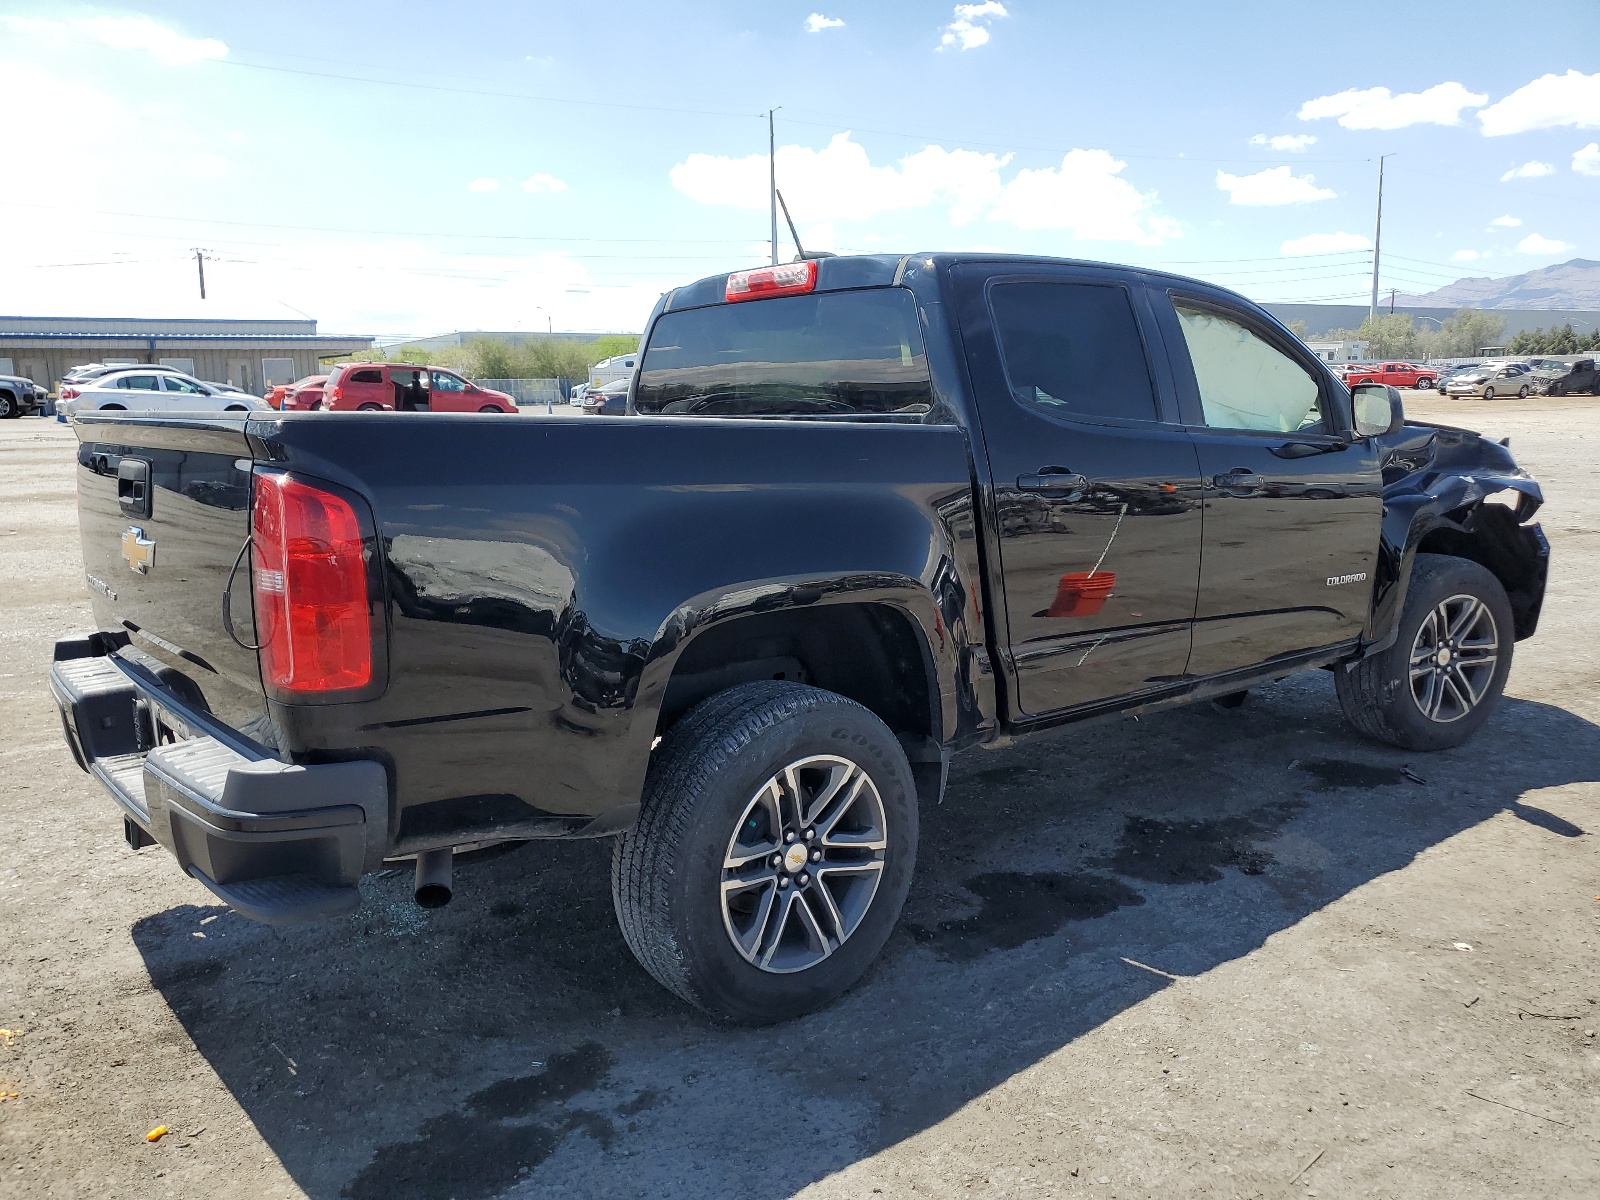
left=1366, top=419, right=1548, bottom=651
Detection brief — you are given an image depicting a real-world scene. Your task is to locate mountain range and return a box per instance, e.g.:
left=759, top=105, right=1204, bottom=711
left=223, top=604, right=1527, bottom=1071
left=1398, top=258, right=1600, bottom=310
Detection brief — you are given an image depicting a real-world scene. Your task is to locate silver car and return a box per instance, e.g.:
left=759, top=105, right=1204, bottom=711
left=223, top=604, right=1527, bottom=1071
left=1444, top=363, right=1532, bottom=400
left=60, top=369, right=268, bottom=418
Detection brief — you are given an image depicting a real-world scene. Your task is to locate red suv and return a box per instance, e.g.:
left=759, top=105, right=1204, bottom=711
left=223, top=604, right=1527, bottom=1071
left=321, top=363, right=516, bottom=413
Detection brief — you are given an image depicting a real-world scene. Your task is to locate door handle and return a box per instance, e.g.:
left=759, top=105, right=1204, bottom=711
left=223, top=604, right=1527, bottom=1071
left=1212, top=469, right=1266, bottom=491
left=1017, top=469, right=1089, bottom=492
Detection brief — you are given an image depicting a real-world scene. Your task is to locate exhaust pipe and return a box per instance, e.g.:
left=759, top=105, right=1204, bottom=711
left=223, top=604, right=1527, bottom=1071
left=413, top=848, right=454, bottom=909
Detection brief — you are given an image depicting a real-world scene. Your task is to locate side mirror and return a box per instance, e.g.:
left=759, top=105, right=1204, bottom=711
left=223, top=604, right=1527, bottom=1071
left=1352, top=383, right=1404, bottom=438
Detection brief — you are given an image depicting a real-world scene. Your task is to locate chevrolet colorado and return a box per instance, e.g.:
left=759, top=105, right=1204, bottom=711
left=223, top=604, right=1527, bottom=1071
left=51, top=253, right=1548, bottom=1022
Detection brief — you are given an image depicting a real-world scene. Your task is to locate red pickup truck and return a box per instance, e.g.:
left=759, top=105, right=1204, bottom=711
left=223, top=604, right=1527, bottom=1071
left=1338, top=361, right=1437, bottom=389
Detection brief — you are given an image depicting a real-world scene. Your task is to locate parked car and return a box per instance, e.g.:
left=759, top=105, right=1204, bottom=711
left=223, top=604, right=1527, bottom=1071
left=1541, top=358, right=1599, bottom=396
left=285, top=376, right=330, bottom=410
left=51, top=252, right=1548, bottom=1023
left=1444, top=363, right=1533, bottom=400
left=581, top=376, right=630, bottom=415
left=1339, top=361, right=1437, bottom=389
left=568, top=382, right=592, bottom=409
left=1433, top=363, right=1483, bottom=394
left=0, top=372, right=48, bottom=417
left=264, top=375, right=327, bottom=410
left=321, top=363, right=517, bottom=412
left=60, top=369, right=267, bottom=417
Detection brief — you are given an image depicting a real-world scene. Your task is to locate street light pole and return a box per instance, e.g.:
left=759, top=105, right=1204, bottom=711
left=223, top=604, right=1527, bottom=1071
left=1368, top=155, right=1390, bottom=324
left=767, top=108, right=780, bottom=266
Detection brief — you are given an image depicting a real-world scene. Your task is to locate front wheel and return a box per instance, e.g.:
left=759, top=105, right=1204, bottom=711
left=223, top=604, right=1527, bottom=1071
left=1483, top=387, right=1495, bottom=401
left=478, top=404, right=502, bottom=413
left=1335, top=553, right=1513, bottom=751
left=611, top=681, right=917, bottom=1024
left=1518, top=385, right=1529, bottom=398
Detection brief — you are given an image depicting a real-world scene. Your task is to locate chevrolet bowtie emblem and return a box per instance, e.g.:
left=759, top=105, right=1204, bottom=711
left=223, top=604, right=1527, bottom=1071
left=122, top=526, right=155, bottom=575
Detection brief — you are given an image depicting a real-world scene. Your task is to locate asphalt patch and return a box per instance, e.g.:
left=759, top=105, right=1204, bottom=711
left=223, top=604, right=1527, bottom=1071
left=341, top=1041, right=614, bottom=1200
left=1101, top=804, right=1301, bottom=884
left=909, top=871, right=1145, bottom=961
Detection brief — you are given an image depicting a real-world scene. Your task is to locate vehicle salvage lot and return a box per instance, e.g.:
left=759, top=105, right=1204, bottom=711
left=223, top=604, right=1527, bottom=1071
left=2, top=397, right=1597, bottom=1200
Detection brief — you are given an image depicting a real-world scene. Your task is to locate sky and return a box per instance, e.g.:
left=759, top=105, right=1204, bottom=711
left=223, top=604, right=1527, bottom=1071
left=2, top=0, right=1597, bottom=338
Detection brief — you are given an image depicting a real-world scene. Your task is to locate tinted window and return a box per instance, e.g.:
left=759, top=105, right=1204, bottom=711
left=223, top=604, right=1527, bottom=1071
left=350, top=369, right=383, bottom=384
left=635, top=289, right=931, bottom=417
left=1175, top=305, right=1323, bottom=433
left=988, top=282, right=1159, bottom=423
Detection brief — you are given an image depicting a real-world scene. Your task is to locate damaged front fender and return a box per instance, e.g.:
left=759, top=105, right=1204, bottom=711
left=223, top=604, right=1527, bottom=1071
left=1364, top=421, right=1549, bottom=654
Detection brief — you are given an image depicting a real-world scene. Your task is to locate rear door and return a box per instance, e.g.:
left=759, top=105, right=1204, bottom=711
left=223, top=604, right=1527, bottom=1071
left=1150, top=290, right=1383, bottom=677
left=953, top=264, right=1203, bottom=717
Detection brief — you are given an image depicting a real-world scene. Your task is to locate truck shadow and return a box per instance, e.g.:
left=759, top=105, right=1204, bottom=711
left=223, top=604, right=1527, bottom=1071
left=131, top=679, right=1600, bottom=1200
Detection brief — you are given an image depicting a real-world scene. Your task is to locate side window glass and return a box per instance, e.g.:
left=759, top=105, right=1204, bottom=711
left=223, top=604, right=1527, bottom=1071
left=1174, top=305, right=1323, bottom=433
left=122, top=375, right=160, bottom=391
left=989, top=282, right=1159, bottom=423
left=432, top=372, right=466, bottom=392
left=350, top=369, right=383, bottom=384
left=164, top=377, right=204, bottom=394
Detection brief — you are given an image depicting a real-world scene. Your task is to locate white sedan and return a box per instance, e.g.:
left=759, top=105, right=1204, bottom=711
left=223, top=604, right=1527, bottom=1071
left=61, top=369, right=269, bottom=417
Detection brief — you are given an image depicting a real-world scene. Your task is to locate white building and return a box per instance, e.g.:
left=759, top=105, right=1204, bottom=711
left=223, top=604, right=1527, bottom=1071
left=1303, top=340, right=1368, bottom=363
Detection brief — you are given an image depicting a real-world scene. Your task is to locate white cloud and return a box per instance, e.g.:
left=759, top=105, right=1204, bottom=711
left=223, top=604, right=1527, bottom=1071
left=1280, top=232, right=1371, bottom=256
left=987, top=150, right=1181, bottom=245
left=1499, top=161, right=1554, bottom=181
left=1574, top=143, right=1600, bottom=176
left=1216, top=166, right=1335, bottom=206
left=0, top=14, right=226, bottom=65
left=1478, top=70, right=1600, bottom=136
left=939, top=2, right=1007, bottom=51
left=1250, top=134, right=1318, bottom=152
left=466, top=177, right=500, bottom=193
left=1297, top=82, right=1486, bottom=130
left=1516, top=234, right=1575, bottom=255
left=671, top=132, right=1011, bottom=224
left=1451, top=249, right=1490, bottom=262
left=519, top=173, right=568, bottom=193
left=804, top=13, right=845, bottom=33
left=1489, top=214, right=1522, bottom=227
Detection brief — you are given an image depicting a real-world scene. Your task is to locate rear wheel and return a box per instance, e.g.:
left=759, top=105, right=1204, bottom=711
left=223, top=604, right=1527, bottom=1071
left=611, top=681, right=917, bottom=1024
left=101, top=403, right=125, bottom=410
left=357, top=403, right=383, bottom=411
left=1335, top=553, right=1512, bottom=751
left=1415, top=377, right=1434, bottom=389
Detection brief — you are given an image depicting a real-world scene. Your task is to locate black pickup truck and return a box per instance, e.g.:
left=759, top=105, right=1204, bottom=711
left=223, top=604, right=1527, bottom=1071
left=51, top=253, right=1548, bottom=1022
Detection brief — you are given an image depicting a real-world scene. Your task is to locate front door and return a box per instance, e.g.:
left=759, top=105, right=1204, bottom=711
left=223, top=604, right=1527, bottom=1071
left=228, top=361, right=251, bottom=391
left=954, top=266, right=1204, bottom=717
left=1151, top=292, right=1383, bottom=677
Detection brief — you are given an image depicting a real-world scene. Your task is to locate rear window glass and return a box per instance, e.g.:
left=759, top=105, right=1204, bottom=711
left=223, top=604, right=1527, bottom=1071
left=349, top=369, right=383, bottom=384
left=635, top=289, right=932, bottom=417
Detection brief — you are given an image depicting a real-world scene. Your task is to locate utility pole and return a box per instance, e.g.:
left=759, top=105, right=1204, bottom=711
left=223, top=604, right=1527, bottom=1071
left=767, top=107, right=780, bottom=266
left=1368, top=155, right=1390, bottom=324
left=1389, top=288, right=1397, bottom=314
left=192, top=248, right=208, bottom=300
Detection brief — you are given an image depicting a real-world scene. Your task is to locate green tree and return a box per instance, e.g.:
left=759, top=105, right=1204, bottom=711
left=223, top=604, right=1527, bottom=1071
left=1418, top=309, right=1507, bottom=358
left=1549, top=323, right=1578, bottom=354
left=1355, top=313, right=1419, bottom=358
left=1286, top=319, right=1310, bottom=340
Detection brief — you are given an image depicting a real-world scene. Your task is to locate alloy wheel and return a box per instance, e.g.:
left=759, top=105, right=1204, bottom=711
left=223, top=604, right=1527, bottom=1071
left=720, top=754, right=888, bottom=974
left=1409, top=593, right=1499, bottom=723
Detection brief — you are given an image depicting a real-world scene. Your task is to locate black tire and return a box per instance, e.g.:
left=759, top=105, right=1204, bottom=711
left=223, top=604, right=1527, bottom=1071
left=1335, top=553, right=1513, bottom=751
left=101, top=403, right=125, bottom=410
left=1518, top=385, right=1529, bottom=398
left=0, top=393, right=16, bottom=418
left=611, top=681, right=918, bottom=1024
left=225, top=405, right=248, bottom=412
left=1483, top=387, right=1494, bottom=401
left=357, top=403, right=383, bottom=411
left=478, top=405, right=502, bottom=413
left=1415, top=377, right=1434, bottom=389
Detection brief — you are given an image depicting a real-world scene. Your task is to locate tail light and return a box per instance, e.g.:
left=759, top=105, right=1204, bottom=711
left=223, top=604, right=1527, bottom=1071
left=61, top=385, right=79, bottom=400
left=251, top=471, right=372, bottom=694
left=725, top=260, right=817, bottom=303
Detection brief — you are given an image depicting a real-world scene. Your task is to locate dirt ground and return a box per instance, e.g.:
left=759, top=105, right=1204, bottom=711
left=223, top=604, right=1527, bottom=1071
left=1, top=395, right=1597, bottom=1200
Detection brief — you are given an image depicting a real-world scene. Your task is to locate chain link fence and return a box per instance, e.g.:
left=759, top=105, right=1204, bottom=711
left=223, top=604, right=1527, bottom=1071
left=473, top=378, right=576, bottom=407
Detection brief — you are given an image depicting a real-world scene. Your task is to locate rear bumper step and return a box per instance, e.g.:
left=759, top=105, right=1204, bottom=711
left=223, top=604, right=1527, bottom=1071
left=51, top=637, right=387, bottom=926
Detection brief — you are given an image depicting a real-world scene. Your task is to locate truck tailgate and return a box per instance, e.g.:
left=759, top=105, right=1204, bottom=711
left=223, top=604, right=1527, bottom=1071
left=73, top=415, right=272, bottom=743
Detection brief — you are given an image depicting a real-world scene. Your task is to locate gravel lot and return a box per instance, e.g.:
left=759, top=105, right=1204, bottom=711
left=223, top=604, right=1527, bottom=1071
left=2, top=395, right=1597, bottom=1200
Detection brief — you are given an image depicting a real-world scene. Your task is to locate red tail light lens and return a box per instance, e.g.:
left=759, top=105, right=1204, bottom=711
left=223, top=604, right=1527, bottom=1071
left=251, top=471, right=372, bottom=694
left=725, top=260, right=817, bottom=303
left=61, top=385, right=78, bottom=400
